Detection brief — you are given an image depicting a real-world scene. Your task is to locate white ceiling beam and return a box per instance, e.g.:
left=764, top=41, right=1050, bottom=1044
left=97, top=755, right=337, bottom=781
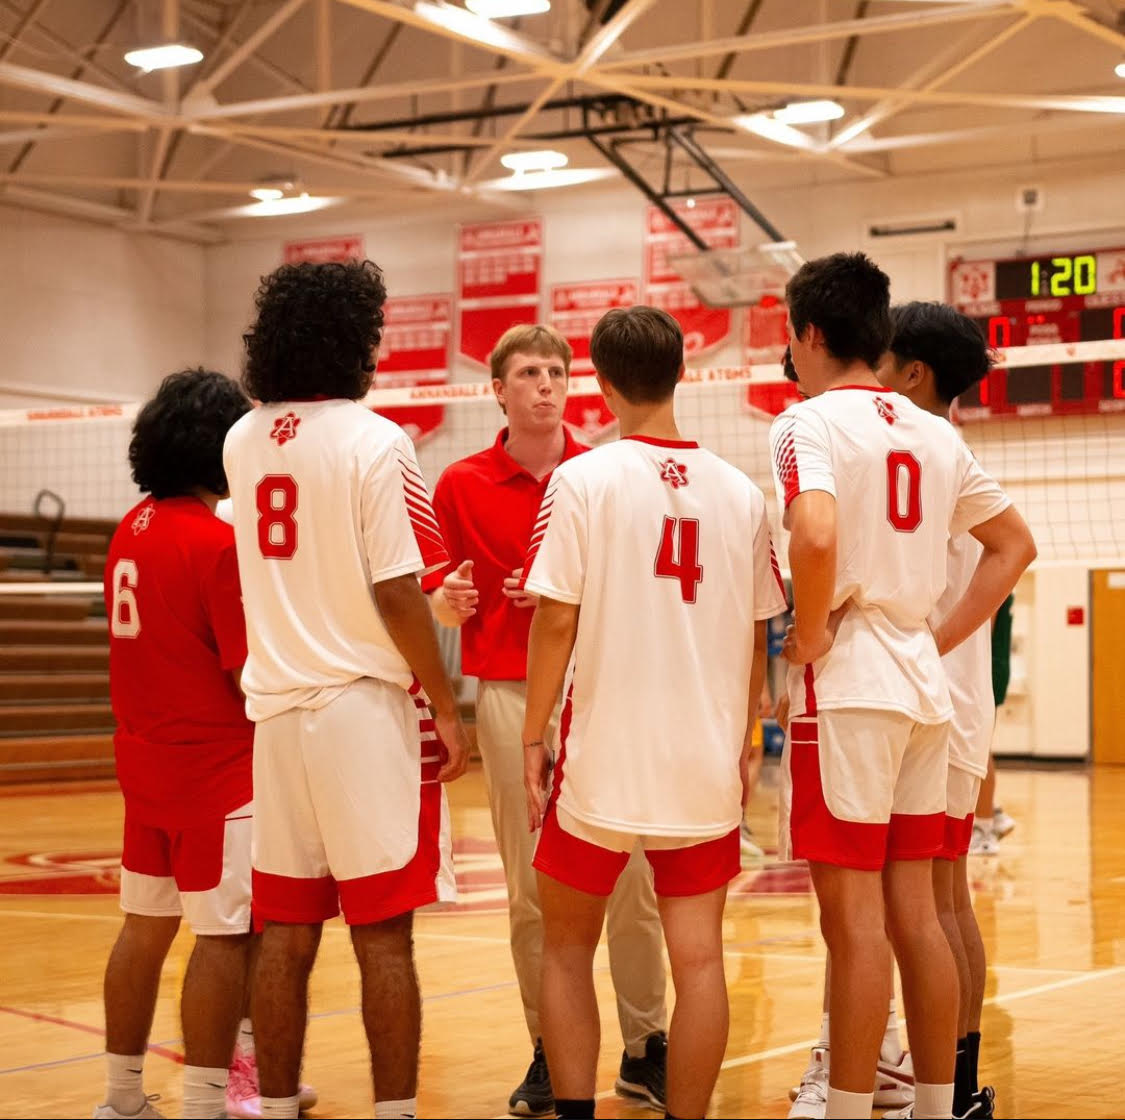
left=614, top=72, right=1125, bottom=115
left=0, top=0, right=52, bottom=64
left=462, top=0, right=661, bottom=185
left=0, top=171, right=427, bottom=197
left=0, top=123, right=136, bottom=145
left=336, top=0, right=566, bottom=69
left=595, top=1, right=1019, bottom=70
left=830, top=12, right=1037, bottom=148
left=0, top=0, right=134, bottom=91
left=1032, top=0, right=1125, bottom=52
left=136, top=0, right=183, bottom=228
left=204, top=122, right=545, bottom=148
left=185, top=0, right=310, bottom=103
left=0, top=61, right=168, bottom=118
left=180, top=3, right=308, bottom=94
left=316, top=0, right=332, bottom=92
left=0, top=111, right=146, bottom=126
left=186, top=68, right=534, bottom=120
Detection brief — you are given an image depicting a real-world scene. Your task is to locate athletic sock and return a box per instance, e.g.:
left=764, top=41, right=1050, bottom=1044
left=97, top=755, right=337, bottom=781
left=953, top=1038, right=971, bottom=1116
left=105, top=1051, right=146, bottom=1116
left=236, top=1016, right=255, bottom=1058
left=554, top=1097, right=596, bottom=1119
left=882, top=999, right=904, bottom=1060
left=375, top=1098, right=417, bottom=1119
left=260, top=1094, right=300, bottom=1119
left=818, top=1011, right=831, bottom=1048
left=915, top=1080, right=955, bottom=1119
left=182, top=1065, right=228, bottom=1119
left=966, top=1030, right=981, bottom=1093
left=826, top=1086, right=873, bottom=1118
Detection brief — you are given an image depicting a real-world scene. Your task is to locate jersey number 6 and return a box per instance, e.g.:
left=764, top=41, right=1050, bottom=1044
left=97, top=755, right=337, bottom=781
left=654, top=515, right=703, bottom=603
left=256, top=475, right=299, bottom=559
left=886, top=450, right=922, bottom=533
left=110, top=559, right=141, bottom=638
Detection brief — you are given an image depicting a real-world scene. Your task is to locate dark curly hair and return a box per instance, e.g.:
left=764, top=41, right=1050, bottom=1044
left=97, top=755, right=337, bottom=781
left=130, top=369, right=250, bottom=499
left=786, top=251, right=892, bottom=369
left=242, top=259, right=388, bottom=402
left=888, top=301, right=995, bottom=406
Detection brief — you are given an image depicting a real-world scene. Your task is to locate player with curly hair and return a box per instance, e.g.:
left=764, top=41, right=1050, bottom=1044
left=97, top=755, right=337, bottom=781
left=98, top=369, right=256, bottom=1120
left=224, top=259, right=471, bottom=1120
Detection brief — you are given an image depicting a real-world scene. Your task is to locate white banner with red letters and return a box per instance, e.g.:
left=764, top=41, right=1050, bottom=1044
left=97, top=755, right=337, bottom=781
left=282, top=235, right=365, bottom=264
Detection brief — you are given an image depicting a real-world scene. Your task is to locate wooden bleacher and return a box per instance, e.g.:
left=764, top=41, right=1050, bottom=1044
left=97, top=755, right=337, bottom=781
left=0, top=512, right=116, bottom=783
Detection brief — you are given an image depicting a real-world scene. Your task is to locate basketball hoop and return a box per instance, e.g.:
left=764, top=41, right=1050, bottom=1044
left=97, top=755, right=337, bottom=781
left=669, top=241, right=804, bottom=309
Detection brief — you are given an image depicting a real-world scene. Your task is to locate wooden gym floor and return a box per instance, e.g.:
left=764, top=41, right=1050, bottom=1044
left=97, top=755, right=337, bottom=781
left=0, top=760, right=1118, bottom=1119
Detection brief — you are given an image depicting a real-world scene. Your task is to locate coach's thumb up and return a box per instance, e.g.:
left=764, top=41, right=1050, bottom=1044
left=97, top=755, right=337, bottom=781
left=455, top=559, right=474, bottom=581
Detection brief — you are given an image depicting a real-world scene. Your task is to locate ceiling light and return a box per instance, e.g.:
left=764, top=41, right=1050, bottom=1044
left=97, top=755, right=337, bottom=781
left=249, top=187, right=285, bottom=202
left=123, top=43, right=203, bottom=72
left=733, top=113, right=820, bottom=151
left=772, top=99, right=845, bottom=125
left=245, top=193, right=334, bottom=217
left=413, top=1, right=524, bottom=48
left=500, top=149, right=568, bottom=173
left=482, top=167, right=616, bottom=191
left=465, top=0, right=550, bottom=16
left=1116, top=62, right=1125, bottom=79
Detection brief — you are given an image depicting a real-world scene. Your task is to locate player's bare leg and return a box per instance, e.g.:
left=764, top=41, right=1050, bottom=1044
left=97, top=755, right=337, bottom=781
left=537, top=871, right=608, bottom=1106
left=883, top=860, right=958, bottom=1091
left=953, top=857, right=985, bottom=1034
left=931, top=860, right=970, bottom=1038
left=104, top=914, right=181, bottom=1055
left=252, top=922, right=322, bottom=1104
left=657, top=884, right=729, bottom=1119
left=807, top=864, right=891, bottom=1102
left=351, top=912, right=422, bottom=1104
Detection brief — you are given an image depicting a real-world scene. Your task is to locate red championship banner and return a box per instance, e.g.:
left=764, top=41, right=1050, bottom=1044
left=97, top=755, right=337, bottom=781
left=283, top=234, right=365, bottom=264
left=550, top=278, right=638, bottom=441
left=372, top=295, right=452, bottom=443
left=458, top=218, right=542, bottom=367
left=644, top=197, right=739, bottom=357
left=743, top=293, right=799, bottom=417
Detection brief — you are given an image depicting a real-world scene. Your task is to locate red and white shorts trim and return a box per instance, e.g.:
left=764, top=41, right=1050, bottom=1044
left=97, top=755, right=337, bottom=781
left=937, top=765, right=982, bottom=861
left=779, top=709, right=949, bottom=871
left=534, top=804, right=740, bottom=898
left=119, top=801, right=252, bottom=935
left=252, top=677, right=449, bottom=926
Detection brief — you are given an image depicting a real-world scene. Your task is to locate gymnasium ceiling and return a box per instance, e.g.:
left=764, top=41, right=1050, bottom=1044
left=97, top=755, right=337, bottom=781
left=1, top=0, right=1124, bottom=243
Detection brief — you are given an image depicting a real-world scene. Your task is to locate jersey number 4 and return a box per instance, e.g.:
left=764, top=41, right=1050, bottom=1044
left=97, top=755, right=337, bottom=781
left=654, top=516, right=703, bottom=603
left=886, top=450, right=922, bottom=532
left=256, top=475, right=298, bottom=559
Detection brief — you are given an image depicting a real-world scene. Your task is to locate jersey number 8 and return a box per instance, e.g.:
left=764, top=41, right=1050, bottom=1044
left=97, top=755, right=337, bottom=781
left=256, top=475, right=299, bottom=559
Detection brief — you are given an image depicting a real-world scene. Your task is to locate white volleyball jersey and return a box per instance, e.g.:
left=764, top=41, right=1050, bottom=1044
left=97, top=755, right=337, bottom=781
left=522, top=435, right=788, bottom=838
left=223, top=400, right=448, bottom=722
left=769, top=387, right=1009, bottom=724
left=933, top=533, right=995, bottom=777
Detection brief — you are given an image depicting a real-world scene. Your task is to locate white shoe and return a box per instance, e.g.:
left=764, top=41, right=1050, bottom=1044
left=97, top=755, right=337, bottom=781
left=225, top=1046, right=319, bottom=1118
left=993, top=806, right=1016, bottom=839
left=883, top=1105, right=913, bottom=1119
left=788, top=1046, right=828, bottom=1119
left=92, top=1097, right=164, bottom=1119
left=740, top=821, right=765, bottom=860
left=969, top=822, right=999, bottom=856
left=874, top=1047, right=915, bottom=1109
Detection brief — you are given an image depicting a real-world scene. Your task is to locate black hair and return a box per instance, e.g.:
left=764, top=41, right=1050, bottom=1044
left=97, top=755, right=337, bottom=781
left=242, top=259, right=388, bottom=402
left=782, top=344, right=799, bottom=382
left=589, top=305, right=683, bottom=404
left=785, top=252, right=892, bottom=369
left=889, top=301, right=994, bottom=405
left=130, top=369, right=250, bottom=499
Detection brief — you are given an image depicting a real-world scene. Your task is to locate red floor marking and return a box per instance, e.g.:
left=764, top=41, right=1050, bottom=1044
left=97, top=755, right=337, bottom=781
left=0, top=1005, right=184, bottom=1064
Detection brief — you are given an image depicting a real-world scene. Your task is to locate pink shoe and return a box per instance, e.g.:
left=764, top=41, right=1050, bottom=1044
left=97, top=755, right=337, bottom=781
left=226, top=1047, right=319, bottom=1117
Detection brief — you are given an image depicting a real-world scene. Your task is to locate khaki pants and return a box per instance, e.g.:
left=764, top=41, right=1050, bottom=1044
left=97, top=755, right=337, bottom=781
left=476, top=680, right=668, bottom=1052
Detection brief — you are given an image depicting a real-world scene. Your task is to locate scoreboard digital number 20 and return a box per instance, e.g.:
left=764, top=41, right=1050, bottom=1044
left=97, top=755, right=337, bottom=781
left=949, top=247, right=1125, bottom=418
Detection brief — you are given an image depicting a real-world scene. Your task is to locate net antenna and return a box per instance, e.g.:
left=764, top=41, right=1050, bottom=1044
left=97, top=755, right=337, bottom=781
left=669, top=240, right=804, bottom=309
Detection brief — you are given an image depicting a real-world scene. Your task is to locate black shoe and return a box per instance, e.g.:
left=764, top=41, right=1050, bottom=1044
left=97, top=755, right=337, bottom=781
left=614, top=1030, right=666, bottom=1111
left=508, top=1039, right=554, bottom=1117
left=958, top=1086, right=996, bottom=1119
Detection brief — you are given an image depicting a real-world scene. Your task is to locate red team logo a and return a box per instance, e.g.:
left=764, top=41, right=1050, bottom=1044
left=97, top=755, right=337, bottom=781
left=270, top=412, right=301, bottom=446
left=130, top=507, right=154, bottom=535
left=659, top=458, right=689, bottom=489
left=875, top=397, right=898, bottom=426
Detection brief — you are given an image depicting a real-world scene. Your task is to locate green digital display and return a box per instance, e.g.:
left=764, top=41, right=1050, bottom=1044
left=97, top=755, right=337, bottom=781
left=995, top=254, right=1098, bottom=300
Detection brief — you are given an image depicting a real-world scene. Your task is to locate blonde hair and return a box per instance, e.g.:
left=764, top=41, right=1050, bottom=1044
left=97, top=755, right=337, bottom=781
left=488, top=323, right=573, bottom=381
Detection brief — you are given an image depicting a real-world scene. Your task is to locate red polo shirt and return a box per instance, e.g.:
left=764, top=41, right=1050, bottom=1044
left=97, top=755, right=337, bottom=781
left=424, top=427, right=588, bottom=681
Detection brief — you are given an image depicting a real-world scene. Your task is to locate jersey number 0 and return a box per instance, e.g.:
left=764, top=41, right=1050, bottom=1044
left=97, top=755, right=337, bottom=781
left=886, top=451, right=922, bottom=533
left=654, top=516, right=703, bottom=603
left=256, top=475, right=299, bottom=559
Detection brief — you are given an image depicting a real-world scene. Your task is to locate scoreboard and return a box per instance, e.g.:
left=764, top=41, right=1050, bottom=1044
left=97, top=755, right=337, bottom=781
left=949, top=247, right=1125, bottom=418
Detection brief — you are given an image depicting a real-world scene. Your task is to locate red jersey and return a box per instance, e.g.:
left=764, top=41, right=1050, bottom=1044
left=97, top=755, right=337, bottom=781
left=423, top=427, right=587, bottom=680
left=105, top=497, right=253, bottom=827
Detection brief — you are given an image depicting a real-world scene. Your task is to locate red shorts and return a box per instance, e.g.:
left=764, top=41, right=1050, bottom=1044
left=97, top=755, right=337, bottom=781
left=781, top=710, right=949, bottom=871
left=534, top=805, right=740, bottom=898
